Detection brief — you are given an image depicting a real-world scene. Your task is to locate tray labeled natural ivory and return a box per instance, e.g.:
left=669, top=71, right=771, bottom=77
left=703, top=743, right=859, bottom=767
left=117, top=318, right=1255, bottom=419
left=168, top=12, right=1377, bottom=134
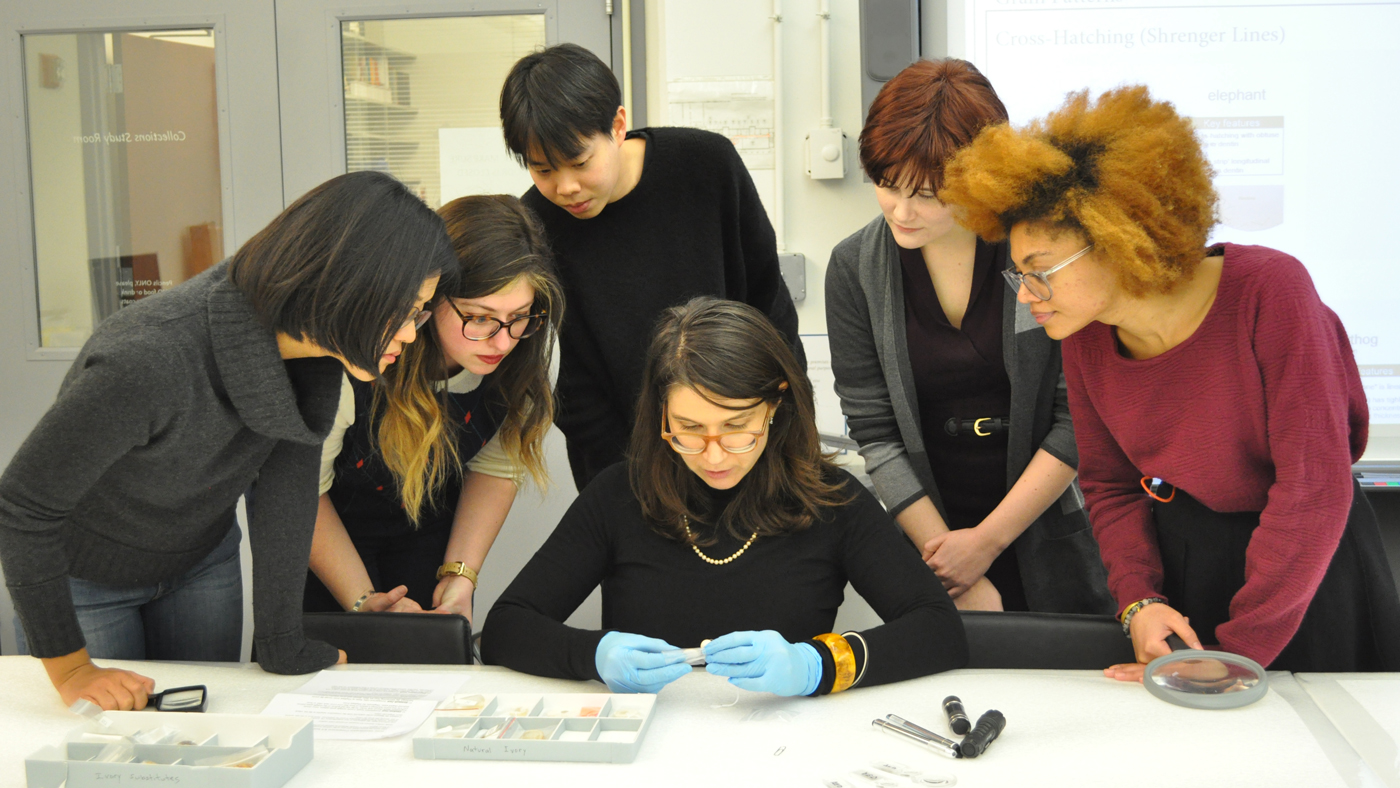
left=25, top=711, right=313, bottom=788
left=412, top=693, right=656, bottom=763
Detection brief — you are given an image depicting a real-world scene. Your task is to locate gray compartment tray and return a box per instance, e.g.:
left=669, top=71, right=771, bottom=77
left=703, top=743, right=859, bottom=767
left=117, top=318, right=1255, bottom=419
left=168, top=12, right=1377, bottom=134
left=412, top=692, right=655, bottom=763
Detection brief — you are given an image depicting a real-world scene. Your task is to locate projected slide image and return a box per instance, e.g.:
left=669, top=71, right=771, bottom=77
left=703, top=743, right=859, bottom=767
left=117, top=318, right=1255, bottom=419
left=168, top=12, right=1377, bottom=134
left=1194, top=116, right=1284, bottom=230
left=969, top=0, right=1400, bottom=434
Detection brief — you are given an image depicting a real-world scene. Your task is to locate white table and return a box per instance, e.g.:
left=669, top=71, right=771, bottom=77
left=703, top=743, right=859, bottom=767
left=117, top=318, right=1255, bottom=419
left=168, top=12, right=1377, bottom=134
left=0, top=657, right=1378, bottom=788
left=1297, top=673, right=1400, bottom=787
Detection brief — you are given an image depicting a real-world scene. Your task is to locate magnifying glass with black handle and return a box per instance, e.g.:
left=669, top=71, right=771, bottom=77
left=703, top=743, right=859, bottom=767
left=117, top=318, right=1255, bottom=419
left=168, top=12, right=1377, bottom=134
left=146, top=685, right=209, bottom=713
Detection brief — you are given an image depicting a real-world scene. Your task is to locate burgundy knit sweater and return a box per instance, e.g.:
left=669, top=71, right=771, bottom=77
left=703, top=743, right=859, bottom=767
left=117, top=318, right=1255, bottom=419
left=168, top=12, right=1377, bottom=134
left=1063, top=243, right=1367, bottom=666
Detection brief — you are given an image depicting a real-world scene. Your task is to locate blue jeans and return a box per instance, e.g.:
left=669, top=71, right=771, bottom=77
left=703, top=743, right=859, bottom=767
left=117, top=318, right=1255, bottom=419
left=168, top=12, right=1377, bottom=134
left=16, top=524, right=244, bottom=661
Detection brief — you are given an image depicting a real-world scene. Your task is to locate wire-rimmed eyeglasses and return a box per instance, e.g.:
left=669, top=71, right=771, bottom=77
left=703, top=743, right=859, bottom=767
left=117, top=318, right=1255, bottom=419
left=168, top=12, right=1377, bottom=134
left=401, top=309, right=433, bottom=331
left=1001, top=244, right=1094, bottom=301
left=443, top=298, right=547, bottom=341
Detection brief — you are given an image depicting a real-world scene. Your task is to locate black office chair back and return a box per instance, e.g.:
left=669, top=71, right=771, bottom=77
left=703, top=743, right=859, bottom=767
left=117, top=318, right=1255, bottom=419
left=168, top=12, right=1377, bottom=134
left=960, top=611, right=1134, bottom=669
left=302, top=612, right=473, bottom=665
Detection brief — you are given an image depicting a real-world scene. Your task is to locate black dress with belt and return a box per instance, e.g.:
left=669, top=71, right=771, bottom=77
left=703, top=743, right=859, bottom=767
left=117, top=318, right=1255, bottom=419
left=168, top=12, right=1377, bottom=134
left=899, top=240, right=1027, bottom=611
left=303, top=374, right=505, bottom=611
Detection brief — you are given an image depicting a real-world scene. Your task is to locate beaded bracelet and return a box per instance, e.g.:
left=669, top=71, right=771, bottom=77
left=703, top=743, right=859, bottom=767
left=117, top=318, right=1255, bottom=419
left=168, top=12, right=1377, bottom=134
left=1119, top=597, right=1166, bottom=636
left=350, top=591, right=373, bottom=612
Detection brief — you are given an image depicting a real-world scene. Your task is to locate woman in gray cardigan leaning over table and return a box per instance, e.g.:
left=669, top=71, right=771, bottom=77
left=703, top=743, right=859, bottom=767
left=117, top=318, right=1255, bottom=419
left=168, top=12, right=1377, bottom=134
left=825, top=58, right=1112, bottom=613
left=0, top=171, right=450, bottom=711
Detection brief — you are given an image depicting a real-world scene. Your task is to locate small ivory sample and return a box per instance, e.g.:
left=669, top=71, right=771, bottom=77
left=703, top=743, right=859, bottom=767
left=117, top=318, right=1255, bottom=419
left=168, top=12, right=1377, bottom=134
left=439, top=693, right=488, bottom=713
left=192, top=745, right=270, bottom=769
left=472, top=722, right=507, bottom=739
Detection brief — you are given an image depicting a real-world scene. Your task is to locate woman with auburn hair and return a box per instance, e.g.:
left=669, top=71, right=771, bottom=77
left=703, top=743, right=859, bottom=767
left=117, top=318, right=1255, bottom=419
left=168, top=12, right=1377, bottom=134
left=826, top=58, right=1112, bottom=614
left=482, top=298, right=966, bottom=695
left=939, top=85, right=1400, bottom=675
left=306, top=194, right=562, bottom=622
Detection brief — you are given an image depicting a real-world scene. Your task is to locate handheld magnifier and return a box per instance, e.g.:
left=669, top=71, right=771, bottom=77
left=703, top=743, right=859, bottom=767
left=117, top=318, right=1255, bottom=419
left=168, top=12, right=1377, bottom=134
left=1142, top=635, right=1267, bottom=709
left=147, top=685, right=209, bottom=713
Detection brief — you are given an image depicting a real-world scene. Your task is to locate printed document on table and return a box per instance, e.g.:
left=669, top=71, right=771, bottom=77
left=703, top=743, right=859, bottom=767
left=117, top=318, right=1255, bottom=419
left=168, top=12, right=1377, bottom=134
left=261, top=670, right=469, bottom=740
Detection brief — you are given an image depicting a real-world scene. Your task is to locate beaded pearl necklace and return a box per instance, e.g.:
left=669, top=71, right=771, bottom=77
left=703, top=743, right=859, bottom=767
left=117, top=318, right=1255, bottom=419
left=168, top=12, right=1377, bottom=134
left=682, top=516, right=756, bottom=565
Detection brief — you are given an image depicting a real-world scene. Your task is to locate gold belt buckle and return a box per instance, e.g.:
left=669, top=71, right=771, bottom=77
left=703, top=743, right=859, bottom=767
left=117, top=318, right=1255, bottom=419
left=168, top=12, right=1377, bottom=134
left=973, top=418, right=992, bottom=437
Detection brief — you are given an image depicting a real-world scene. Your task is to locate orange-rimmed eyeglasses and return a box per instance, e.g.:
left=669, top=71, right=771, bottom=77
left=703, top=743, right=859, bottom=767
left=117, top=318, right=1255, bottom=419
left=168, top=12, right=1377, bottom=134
left=661, top=403, right=776, bottom=455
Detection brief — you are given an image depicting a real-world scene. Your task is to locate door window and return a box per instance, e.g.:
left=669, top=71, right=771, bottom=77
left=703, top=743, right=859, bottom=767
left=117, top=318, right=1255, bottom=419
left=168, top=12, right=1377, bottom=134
left=341, top=15, right=545, bottom=210
left=22, top=30, right=223, bottom=348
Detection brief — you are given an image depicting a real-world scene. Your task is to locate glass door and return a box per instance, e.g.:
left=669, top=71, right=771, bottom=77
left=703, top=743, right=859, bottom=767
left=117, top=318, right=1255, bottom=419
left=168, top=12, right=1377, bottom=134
left=22, top=29, right=225, bottom=349
left=276, top=0, right=612, bottom=204
left=0, top=0, right=285, bottom=658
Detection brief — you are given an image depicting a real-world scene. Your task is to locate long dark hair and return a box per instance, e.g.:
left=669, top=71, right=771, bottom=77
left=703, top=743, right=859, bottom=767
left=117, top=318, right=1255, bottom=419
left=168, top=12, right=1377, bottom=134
left=376, top=195, right=564, bottom=521
left=229, top=170, right=453, bottom=375
left=628, top=297, right=850, bottom=544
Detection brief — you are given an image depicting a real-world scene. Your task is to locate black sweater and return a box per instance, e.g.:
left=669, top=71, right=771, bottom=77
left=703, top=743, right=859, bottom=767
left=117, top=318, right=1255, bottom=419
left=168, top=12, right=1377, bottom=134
left=0, top=262, right=341, bottom=674
left=481, top=464, right=968, bottom=689
left=522, top=127, right=803, bottom=489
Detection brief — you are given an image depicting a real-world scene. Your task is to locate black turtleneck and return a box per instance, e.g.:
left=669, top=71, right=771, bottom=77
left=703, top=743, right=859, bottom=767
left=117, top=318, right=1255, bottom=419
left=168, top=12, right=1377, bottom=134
left=481, top=462, right=967, bottom=690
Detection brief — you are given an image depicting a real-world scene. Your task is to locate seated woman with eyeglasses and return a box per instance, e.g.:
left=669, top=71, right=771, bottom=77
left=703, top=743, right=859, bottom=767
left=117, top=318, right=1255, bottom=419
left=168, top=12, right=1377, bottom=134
left=482, top=297, right=966, bottom=696
left=938, top=86, right=1400, bottom=676
left=305, top=195, right=563, bottom=622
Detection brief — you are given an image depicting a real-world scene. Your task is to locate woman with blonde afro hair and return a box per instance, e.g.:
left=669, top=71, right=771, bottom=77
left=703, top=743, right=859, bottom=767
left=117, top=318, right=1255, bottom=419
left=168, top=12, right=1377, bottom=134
left=939, top=85, right=1400, bottom=677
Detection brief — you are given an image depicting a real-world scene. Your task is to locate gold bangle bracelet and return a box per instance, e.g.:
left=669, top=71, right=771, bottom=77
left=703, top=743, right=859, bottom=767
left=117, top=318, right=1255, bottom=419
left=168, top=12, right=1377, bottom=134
left=814, top=633, right=857, bottom=694
left=436, top=562, right=479, bottom=586
left=842, top=631, right=870, bottom=689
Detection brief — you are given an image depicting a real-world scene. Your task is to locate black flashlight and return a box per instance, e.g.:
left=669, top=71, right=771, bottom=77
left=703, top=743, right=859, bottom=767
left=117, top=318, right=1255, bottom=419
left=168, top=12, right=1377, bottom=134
left=958, top=710, right=1005, bottom=758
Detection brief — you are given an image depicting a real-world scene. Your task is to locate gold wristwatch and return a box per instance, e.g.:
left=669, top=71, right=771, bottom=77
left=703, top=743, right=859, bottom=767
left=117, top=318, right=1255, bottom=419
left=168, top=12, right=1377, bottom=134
left=436, top=562, right=479, bottom=585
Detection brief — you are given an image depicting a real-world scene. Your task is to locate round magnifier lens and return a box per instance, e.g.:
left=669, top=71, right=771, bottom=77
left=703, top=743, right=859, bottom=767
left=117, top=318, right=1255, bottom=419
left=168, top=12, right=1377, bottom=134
left=1143, top=649, right=1268, bottom=709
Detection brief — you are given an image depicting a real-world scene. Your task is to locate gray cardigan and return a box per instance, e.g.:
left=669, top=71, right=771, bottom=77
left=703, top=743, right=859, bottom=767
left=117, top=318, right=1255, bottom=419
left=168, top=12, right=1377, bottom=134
left=0, top=261, right=341, bottom=673
left=825, top=216, right=1112, bottom=614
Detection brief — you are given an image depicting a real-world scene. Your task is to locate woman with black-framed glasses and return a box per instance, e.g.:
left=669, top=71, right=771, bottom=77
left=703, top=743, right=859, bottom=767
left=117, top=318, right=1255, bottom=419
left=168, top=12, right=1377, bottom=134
left=304, top=194, right=564, bottom=622
left=482, top=298, right=967, bottom=697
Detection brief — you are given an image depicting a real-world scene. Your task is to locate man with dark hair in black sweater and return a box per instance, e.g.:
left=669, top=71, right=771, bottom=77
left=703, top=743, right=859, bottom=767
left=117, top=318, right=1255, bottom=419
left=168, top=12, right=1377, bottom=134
left=500, top=43, right=803, bottom=490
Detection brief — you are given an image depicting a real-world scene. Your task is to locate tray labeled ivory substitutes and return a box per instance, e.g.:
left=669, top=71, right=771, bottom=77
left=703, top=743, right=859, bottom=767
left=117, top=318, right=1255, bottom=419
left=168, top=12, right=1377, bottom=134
left=412, top=693, right=656, bottom=763
left=25, top=711, right=313, bottom=788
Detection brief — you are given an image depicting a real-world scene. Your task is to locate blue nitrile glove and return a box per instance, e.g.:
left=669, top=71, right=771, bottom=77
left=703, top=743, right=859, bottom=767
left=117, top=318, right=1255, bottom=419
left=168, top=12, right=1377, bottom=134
left=594, top=632, right=692, bottom=693
left=702, top=630, right=822, bottom=696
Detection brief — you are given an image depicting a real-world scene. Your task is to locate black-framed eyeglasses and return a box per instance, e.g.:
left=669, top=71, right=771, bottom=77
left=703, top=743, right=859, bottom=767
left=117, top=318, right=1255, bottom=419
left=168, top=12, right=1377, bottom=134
left=443, top=298, right=546, bottom=341
left=1002, top=243, right=1094, bottom=301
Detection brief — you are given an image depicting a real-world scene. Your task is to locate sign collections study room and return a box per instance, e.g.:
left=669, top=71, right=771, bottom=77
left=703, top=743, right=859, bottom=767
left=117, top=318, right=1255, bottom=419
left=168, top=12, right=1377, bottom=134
left=2, top=1, right=1400, bottom=786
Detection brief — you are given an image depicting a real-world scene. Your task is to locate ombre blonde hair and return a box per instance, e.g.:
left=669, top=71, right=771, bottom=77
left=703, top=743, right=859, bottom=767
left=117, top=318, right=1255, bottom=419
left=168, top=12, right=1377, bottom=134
left=374, top=195, right=563, bottom=524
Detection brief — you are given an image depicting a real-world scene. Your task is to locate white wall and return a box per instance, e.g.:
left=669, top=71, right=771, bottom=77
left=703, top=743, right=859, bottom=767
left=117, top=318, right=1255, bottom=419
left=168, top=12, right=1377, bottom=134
left=648, top=0, right=880, bottom=336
